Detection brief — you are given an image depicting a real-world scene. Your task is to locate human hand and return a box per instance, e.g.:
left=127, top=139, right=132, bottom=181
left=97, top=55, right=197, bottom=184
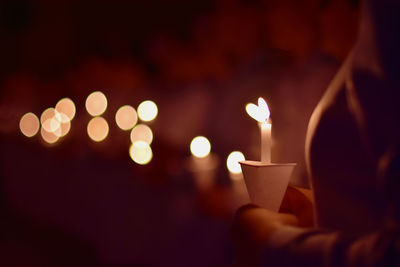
left=231, top=204, right=298, bottom=267
left=280, top=186, right=315, bottom=227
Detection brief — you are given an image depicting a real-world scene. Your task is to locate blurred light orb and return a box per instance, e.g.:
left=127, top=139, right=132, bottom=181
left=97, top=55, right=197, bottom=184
left=49, top=117, right=61, bottom=132
left=129, top=141, right=153, bottom=165
left=55, top=98, right=76, bottom=121
left=226, top=151, right=245, bottom=174
left=137, top=100, right=158, bottom=122
left=190, top=136, right=211, bottom=158
left=115, top=105, right=138, bottom=130
left=19, top=112, right=40, bottom=137
left=41, top=108, right=60, bottom=132
left=54, top=111, right=70, bottom=123
left=130, top=124, right=153, bottom=144
left=86, top=91, right=108, bottom=116
left=54, top=120, right=71, bottom=137
left=41, top=127, right=59, bottom=144
left=87, top=117, right=109, bottom=142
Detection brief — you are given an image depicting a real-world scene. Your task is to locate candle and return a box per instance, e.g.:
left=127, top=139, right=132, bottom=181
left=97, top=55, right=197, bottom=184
left=226, top=151, right=245, bottom=180
left=246, top=97, right=271, bottom=163
left=187, top=136, right=219, bottom=190
left=260, top=122, right=271, bottom=162
left=227, top=151, right=250, bottom=207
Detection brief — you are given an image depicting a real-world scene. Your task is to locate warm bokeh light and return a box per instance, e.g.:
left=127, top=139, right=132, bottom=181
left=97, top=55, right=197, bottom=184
left=190, top=136, right=211, bottom=158
left=55, top=98, right=76, bottom=121
left=246, top=97, right=270, bottom=123
left=115, top=105, right=138, bottom=130
left=50, top=119, right=62, bottom=137
left=19, top=112, right=40, bottom=137
left=54, top=120, right=71, bottom=137
left=130, top=124, right=153, bottom=144
left=40, top=127, right=59, bottom=144
left=226, top=151, right=245, bottom=174
left=85, top=91, right=108, bottom=116
left=137, top=100, right=158, bottom=122
left=54, top=112, right=70, bottom=124
left=40, top=108, right=60, bottom=133
left=129, top=141, right=153, bottom=165
left=87, top=117, right=109, bottom=142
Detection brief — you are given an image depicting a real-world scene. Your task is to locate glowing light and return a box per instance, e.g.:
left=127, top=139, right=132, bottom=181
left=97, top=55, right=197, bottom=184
left=190, top=136, right=211, bottom=158
left=55, top=98, right=76, bottom=121
left=246, top=97, right=270, bottom=123
left=41, top=108, right=60, bottom=133
left=19, top=112, right=40, bottom=137
left=87, top=117, right=109, bottom=142
left=115, top=105, right=138, bottom=130
left=54, top=112, right=70, bottom=123
left=226, top=151, right=245, bottom=174
left=130, top=124, right=153, bottom=144
left=41, top=127, right=59, bottom=144
left=137, top=100, right=158, bottom=122
left=129, top=141, right=153, bottom=165
left=54, top=120, right=71, bottom=137
left=85, top=91, right=108, bottom=116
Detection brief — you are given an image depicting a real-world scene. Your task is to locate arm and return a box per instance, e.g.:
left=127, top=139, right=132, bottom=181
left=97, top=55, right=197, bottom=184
left=232, top=147, right=400, bottom=267
left=232, top=205, right=400, bottom=267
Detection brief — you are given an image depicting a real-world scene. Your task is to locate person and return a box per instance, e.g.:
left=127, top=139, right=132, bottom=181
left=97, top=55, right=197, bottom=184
left=231, top=0, right=400, bottom=266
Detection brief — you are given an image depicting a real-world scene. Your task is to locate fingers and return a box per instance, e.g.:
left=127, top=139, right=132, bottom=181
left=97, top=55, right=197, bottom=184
left=234, top=203, right=298, bottom=229
left=232, top=204, right=298, bottom=243
left=278, top=213, right=299, bottom=226
left=231, top=204, right=299, bottom=267
left=231, top=205, right=265, bottom=267
left=279, top=186, right=315, bottom=227
left=236, top=203, right=260, bottom=214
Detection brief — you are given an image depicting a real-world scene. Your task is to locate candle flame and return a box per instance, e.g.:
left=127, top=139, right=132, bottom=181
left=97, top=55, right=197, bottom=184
left=246, top=97, right=270, bottom=123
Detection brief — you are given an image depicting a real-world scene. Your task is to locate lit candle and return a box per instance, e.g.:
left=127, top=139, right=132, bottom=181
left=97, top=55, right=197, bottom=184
left=260, top=122, right=271, bottom=163
left=227, top=151, right=250, bottom=206
left=190, top=136, right=211, bottom=160
left=226, top=151, right=245, bottom=180
left=246, top=97, right=271, bottom=163
left=187, top=136, right=219, bottom=190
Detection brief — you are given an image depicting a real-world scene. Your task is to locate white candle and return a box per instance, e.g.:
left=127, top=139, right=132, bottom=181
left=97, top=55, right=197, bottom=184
left=246, top=97, right=271, bottom=163
left=260, top=122, right=271, bottom=163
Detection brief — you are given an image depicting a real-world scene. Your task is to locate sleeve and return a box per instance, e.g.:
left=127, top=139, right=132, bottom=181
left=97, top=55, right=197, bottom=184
left=261, top=224, right=400, bottom=267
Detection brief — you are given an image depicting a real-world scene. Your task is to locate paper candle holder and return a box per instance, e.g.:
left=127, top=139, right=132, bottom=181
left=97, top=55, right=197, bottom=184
left=239, top=160, right=296, bottom=211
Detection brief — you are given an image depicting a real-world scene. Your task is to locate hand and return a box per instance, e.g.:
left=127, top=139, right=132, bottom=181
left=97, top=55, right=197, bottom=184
left=231, top=204, right=298, bottom=267
left=280, top=186, right=315, bottom=227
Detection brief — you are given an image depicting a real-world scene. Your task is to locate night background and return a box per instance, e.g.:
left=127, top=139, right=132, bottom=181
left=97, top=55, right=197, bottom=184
left=0, top=0, right=359, bottom=266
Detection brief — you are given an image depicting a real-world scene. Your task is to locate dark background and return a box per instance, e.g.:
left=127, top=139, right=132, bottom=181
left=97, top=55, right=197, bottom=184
left=0, top=0, right=359, bottom=266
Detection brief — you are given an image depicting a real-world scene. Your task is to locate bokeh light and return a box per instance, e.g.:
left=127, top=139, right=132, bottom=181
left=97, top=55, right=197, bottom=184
left=54, top=112, right=70, bottom=124
left=190, top=136, right=211, bottom=158
left=42, top=109, right=71, bottom=138
left=54, top=120, right=71, bottom=137
left=130, top=124, right=153, bottom=144
left=55, top=98, right=76, bottom=121
left=115, top=105, right=138, bottom=130
left=129, top=141, right=153, bottom=165
left=40, top=108, right=60, bottom=133
left=226, top=151, right=245, bottom=174
left=19, top=112, right=40, bottom=137
left=137, top=100, right=158, bottom=122
left=87, top=117, right=109, bottom=142
left=85, top=91, right=108, bottom=116
left=41, top=127, right=59, bottom=144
